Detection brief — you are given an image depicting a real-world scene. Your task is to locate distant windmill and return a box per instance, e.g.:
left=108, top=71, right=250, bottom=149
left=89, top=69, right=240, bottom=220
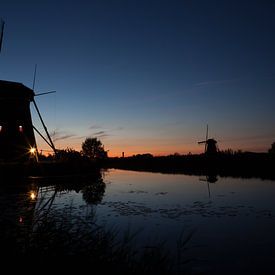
left=198, top=124, right=218, bottom=155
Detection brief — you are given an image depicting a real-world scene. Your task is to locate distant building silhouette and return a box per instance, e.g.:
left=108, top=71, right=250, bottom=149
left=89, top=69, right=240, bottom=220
left=0, top=80, right=36, bottom=161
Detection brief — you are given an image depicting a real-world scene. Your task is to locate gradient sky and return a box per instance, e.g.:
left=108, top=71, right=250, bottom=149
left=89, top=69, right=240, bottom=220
left=1, top=0, right=275, bottom=156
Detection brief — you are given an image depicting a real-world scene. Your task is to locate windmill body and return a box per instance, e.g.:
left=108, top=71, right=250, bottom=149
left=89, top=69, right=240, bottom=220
left=198, top=125, right=218, bottom=155
left=0, top=80, right=36, bottom=160
left=198, top=138, right=218, bottom=155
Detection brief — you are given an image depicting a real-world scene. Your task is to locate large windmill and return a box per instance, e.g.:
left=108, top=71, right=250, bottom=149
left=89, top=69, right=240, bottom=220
left=0, top=79, right=56, bottom=161
left=0, top=19, right=56, bottom=161
left=198, top=125, right=218, bottom=155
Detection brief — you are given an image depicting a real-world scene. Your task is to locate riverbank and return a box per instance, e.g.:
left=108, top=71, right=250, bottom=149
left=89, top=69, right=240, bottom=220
left=0, top=160, right=101, bottom=179
left=0, top=151, right=274, bottom=180
left=103, top=153, right=275, bottom=180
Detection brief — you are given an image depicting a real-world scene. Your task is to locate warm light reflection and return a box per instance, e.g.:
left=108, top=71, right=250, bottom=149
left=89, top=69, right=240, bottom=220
left=30, top=191, right=36, bottom=200
left=29, top=147, right=36, bottom=155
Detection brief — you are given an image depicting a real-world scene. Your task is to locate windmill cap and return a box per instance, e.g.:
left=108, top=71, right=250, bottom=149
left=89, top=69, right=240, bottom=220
left=0, top=80, right=34, bottom=100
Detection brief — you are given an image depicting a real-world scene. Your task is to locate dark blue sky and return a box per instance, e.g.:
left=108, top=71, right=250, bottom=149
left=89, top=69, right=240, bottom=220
left=1, top=0, right=275, bottom=155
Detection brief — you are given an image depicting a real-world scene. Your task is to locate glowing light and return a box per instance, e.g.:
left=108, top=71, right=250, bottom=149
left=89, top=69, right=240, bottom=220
left=19, top=125, right=23, bottom=132
left=30, top=191, right=36, bottom=200
left=19, top=217, right=23, bottom=223
left=0, top=125, right=2, bottom=132
left=29, top=147, right=36, bottom=155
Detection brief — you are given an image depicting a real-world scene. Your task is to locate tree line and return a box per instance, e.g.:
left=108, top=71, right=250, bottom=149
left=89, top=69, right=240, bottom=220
left=40, top=138, right=275, bottom=162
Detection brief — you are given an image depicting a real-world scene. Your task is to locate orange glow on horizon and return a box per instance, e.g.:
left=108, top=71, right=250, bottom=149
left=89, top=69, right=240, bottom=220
left=36, top=136, right=272, bottom=158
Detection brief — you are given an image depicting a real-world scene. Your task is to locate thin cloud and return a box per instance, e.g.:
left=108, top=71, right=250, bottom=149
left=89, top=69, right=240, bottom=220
left=96, top=133, right=110, bottom=138
left=107, top=126, right=124, bottom=133
left=90, top=124, right=124, bottom=131
left=194, top=78, right=241, bottom=87
left=92, top=130, right=111, bottom=138
left=89, top=124, right=102, bottom=130
left=54, top=134, right=76, bottom=141
left=50, top=129, right=76, bottom=142
left=93, top=131, right=105, bottom=136
left=72, top=135, right=86, bottom=140
left=194, top=74, right=275, bottom=87
left=89, top=126, right=124, bottom=139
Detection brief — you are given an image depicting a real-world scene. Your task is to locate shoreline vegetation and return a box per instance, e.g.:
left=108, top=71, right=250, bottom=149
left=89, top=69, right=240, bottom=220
left=1, top=137, right=274, bottom=180
left=104, top=152, right=275, bottom=180
left=0, top=150, right=274, bottom=180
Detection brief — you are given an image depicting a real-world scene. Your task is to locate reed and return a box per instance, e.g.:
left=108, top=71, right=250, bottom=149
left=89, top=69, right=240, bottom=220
left=14, top=208, right=194, bottom=274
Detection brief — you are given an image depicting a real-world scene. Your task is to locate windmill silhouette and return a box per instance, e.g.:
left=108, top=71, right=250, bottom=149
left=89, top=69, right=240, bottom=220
left=198, top=125, right=218, bottom=155
left=0, top=20, right=56, bottom=161
left=0, top=79, right=56, bottom=161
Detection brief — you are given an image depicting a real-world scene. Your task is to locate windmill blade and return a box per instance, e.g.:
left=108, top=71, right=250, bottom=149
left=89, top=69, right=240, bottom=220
left=199, top=177, right=211, bottom=198
left=31, top=64, right=56, bottom=154
left=0, top=18, right=5, bottom=53
left=33, top=125, right=54, bottom=150
left=35, top=91, right=56, bottom=97
left=207, top=182, right=211, bottom=198
left=32, top=98, right=57, bottom=154
left=205, top=124, right=209, bottom=153
left=32, top=64, right=37, bottom=91
left=198, top=141, right=206, bottom=144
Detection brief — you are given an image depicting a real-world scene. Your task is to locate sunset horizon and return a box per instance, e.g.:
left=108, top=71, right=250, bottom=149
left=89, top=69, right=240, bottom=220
left=1, top=1, right=274, bottom=158
left=1, top=1, right=275, bottom=272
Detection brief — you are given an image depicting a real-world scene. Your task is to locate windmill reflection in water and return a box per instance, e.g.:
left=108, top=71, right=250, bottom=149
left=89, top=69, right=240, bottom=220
left=199, top=174, right=218, bottom=198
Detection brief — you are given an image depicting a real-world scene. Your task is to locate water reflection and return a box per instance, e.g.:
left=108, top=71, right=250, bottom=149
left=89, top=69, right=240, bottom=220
left=199, top=173, right=218, bottom=197
left=82, top=178, right=105, bottom=205
left=0, top=180, right=37, bottom=256
left=100, top=169, right=275, bottom=274
left=0, top=171, right=106, bottom=257
left=1, top=169, right=275, bottom=273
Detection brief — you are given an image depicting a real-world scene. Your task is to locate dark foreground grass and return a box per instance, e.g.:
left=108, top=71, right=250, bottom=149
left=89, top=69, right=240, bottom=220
left=1, top=208, right=195, bottom=275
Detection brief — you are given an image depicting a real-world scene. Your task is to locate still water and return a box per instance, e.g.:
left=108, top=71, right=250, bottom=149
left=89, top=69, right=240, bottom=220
left=2, top=169, right=275, bottom=273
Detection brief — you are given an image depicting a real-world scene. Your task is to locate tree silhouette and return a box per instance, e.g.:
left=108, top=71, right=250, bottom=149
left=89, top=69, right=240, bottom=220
left=56, top=148, right=83, bottom=162
left=81, top=137, right=107, bottom=159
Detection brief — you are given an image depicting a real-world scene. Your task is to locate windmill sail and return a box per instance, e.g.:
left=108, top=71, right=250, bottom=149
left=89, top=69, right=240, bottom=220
left=198, top=124, right=209, bottom=152
left=205, top=124, right=208, bottom=153
left=0, top=19, right=5, bottom=53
